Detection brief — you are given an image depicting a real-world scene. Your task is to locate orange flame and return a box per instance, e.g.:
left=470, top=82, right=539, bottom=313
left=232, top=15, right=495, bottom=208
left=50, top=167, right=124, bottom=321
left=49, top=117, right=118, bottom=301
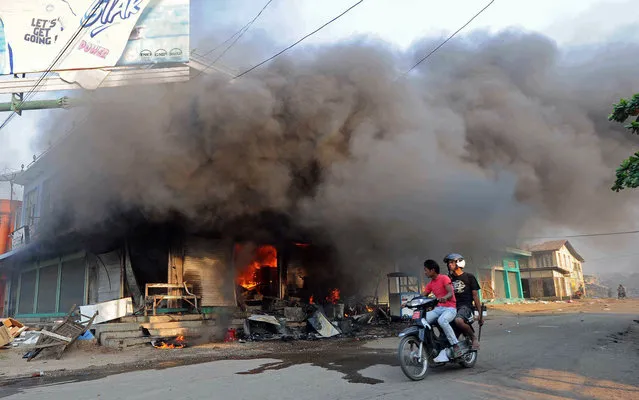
left=309, top=295, right=314, bottom=304
left=153, top=335, right=186, bottom=349
left=326, top=288, right=340, bottom=304
left=236, top=244, right=277, bottom=291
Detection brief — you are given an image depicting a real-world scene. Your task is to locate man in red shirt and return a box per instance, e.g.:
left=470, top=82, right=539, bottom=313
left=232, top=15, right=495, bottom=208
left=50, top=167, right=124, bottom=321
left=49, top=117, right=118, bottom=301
left=423, top=259, right=462, bottom=361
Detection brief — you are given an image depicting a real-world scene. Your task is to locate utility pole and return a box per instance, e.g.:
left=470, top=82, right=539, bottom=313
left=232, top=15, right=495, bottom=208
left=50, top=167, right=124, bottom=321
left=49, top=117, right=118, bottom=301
left=0, top=97, right=76, bottom=114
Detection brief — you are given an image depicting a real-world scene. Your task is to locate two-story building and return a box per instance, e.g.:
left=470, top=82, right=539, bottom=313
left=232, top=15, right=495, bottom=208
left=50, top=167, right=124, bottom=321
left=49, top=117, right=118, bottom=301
left=475, top=247, right=531, bottom=302
left=520, top=240, right=586, bottom=299
left=0, top=153, right=127, bottom=319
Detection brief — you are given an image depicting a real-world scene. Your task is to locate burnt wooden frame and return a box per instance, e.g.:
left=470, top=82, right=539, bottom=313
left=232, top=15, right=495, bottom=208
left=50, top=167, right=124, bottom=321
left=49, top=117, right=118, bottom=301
left=25, top=305, right=97, bottom=361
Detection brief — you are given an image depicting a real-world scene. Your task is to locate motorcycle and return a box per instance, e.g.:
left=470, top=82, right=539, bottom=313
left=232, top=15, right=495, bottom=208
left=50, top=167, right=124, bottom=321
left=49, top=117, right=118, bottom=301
left=397, top=296, right=478, bottom=381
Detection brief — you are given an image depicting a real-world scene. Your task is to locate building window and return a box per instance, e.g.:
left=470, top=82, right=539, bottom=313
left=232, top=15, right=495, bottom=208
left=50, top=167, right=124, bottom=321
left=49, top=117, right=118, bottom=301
left=13, top=205, right=22, bottom=231
left=40, top=179, right=52, bottom=221
left=23, top=189, right=37, bottom=229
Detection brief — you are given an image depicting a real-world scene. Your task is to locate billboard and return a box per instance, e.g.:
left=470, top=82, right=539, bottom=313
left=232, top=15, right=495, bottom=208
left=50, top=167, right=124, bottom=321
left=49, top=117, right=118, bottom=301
left=0, top=0, right=189, bottom=76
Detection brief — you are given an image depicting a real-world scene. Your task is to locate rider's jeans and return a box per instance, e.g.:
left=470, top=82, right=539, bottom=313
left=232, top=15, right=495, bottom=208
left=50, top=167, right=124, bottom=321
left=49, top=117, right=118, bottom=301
left=424, top=306, right=459, bottom=346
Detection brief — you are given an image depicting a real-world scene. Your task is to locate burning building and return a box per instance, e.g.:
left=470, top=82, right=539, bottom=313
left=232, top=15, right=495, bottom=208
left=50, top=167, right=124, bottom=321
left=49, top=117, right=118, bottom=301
left=170, top=223, right=343, bottom=312
left=0, top=146, right=349, bottom=321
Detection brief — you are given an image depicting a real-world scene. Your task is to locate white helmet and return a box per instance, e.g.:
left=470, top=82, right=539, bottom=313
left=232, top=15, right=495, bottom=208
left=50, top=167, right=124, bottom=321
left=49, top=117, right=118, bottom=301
left=443, top=253, right=465, bottom=268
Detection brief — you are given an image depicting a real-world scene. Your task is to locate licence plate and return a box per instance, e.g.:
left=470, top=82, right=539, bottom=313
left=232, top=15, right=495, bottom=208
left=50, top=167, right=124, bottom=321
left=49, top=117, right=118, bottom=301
left=412, top=311, right=421, bottom=320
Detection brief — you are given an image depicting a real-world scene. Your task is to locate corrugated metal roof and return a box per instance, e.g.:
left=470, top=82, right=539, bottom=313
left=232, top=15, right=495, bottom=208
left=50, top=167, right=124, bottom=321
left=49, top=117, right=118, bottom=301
left=526, top=240, right=568, bottom=252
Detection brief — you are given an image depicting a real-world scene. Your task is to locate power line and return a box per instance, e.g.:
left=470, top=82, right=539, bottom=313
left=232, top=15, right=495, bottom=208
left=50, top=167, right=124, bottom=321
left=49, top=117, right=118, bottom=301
left=198, top=0, right=274, bottom=60
left=233, top=0, right=365, bottom=80
left=160, top=0, right=364, bottom=139
left=196, top=28, right=243, bottom=59
left=522, top=230, right=639, bottom=240
left=193, top=0, right=274, bottom=79
left=0, top=0, right=104, bottom=132
left=400, top=0, right=495, bottom=77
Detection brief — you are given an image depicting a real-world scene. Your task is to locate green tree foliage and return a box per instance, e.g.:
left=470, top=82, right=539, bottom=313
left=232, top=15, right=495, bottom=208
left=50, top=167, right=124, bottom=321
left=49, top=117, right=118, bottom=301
left=609, top=94, right=639, bottom=191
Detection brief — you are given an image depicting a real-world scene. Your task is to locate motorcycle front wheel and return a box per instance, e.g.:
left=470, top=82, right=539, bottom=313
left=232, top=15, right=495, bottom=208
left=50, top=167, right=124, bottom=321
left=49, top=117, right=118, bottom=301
left=398, top=335, right=429, bottom=381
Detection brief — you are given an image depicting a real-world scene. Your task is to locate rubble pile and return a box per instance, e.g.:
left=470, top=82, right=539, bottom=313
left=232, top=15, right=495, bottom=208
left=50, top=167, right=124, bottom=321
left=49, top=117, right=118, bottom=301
left=234, top=296, right=396, bottom=343
left=1, top=307, right=96, bottom=361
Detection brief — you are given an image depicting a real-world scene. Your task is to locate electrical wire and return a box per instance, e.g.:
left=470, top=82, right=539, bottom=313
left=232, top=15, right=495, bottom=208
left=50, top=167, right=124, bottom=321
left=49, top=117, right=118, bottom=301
left=400, top=0, right=495, bottom=78
left=522, top=230, right=639, bottom=240
left=197, top=0, right=274, bottom=60
left=192, top=0, right=274, bottom=79
left=233, top=0, right=365, bottom=80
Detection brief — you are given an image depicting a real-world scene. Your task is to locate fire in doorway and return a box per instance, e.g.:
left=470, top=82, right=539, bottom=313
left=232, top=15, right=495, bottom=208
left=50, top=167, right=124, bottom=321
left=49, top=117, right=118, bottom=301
left=235, top=243, right=279, bottom=300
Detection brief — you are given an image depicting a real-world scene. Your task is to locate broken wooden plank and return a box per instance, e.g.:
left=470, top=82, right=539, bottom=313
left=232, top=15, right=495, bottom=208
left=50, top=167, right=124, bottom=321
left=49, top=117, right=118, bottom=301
left=38, top=330, right=72, bottom=343
left=24, top=342, right=67, bottom=350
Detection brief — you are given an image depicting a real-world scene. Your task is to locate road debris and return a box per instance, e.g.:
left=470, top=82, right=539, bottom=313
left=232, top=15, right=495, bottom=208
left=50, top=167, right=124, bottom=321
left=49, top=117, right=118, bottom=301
left=308, top=307, right=341, bottom=338
left=1, top=318, right=26, bottom=347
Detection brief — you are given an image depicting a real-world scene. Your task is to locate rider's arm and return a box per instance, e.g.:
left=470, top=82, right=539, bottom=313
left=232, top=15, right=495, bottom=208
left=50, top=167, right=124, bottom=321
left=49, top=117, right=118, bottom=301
left=438, top=283, right=454, bottom=302
left=472, top=290, right=483, bottom=325
left=423, top=282, right=432, bottom=296
left=469, top=274, right=483, bottom=324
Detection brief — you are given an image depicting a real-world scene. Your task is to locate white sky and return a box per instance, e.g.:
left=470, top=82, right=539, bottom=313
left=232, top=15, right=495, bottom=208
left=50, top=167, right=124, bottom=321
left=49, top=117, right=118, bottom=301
left=0, top=0, right=637, bottom=273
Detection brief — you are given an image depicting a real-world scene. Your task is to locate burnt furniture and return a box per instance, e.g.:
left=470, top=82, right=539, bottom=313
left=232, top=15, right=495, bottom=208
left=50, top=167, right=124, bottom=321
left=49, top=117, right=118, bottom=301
left=144, top=283, right=200, bottom=316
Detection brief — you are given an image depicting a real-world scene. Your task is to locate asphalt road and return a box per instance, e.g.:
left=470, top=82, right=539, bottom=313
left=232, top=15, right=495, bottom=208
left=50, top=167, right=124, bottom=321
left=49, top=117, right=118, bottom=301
left=2, top=312, right=638, bottom=400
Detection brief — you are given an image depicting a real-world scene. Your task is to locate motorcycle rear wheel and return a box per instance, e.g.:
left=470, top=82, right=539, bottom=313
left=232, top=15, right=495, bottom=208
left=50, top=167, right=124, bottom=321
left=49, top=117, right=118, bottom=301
left=398, top=335, right=429, bottom=380
left=458, top=335, right=478, bottom=368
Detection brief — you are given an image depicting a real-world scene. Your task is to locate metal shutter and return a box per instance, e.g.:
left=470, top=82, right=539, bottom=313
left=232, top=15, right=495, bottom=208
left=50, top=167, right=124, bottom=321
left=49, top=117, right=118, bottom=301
left=59, top=257, right=87, bottom=312
left=183, top=237, right=235, bottom=307
left=97, top=251, right=122, bottom=302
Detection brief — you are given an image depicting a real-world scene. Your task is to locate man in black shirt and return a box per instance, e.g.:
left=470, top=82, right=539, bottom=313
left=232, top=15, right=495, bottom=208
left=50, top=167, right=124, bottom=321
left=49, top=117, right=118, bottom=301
left=444, top=253, right=483, bottom=350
